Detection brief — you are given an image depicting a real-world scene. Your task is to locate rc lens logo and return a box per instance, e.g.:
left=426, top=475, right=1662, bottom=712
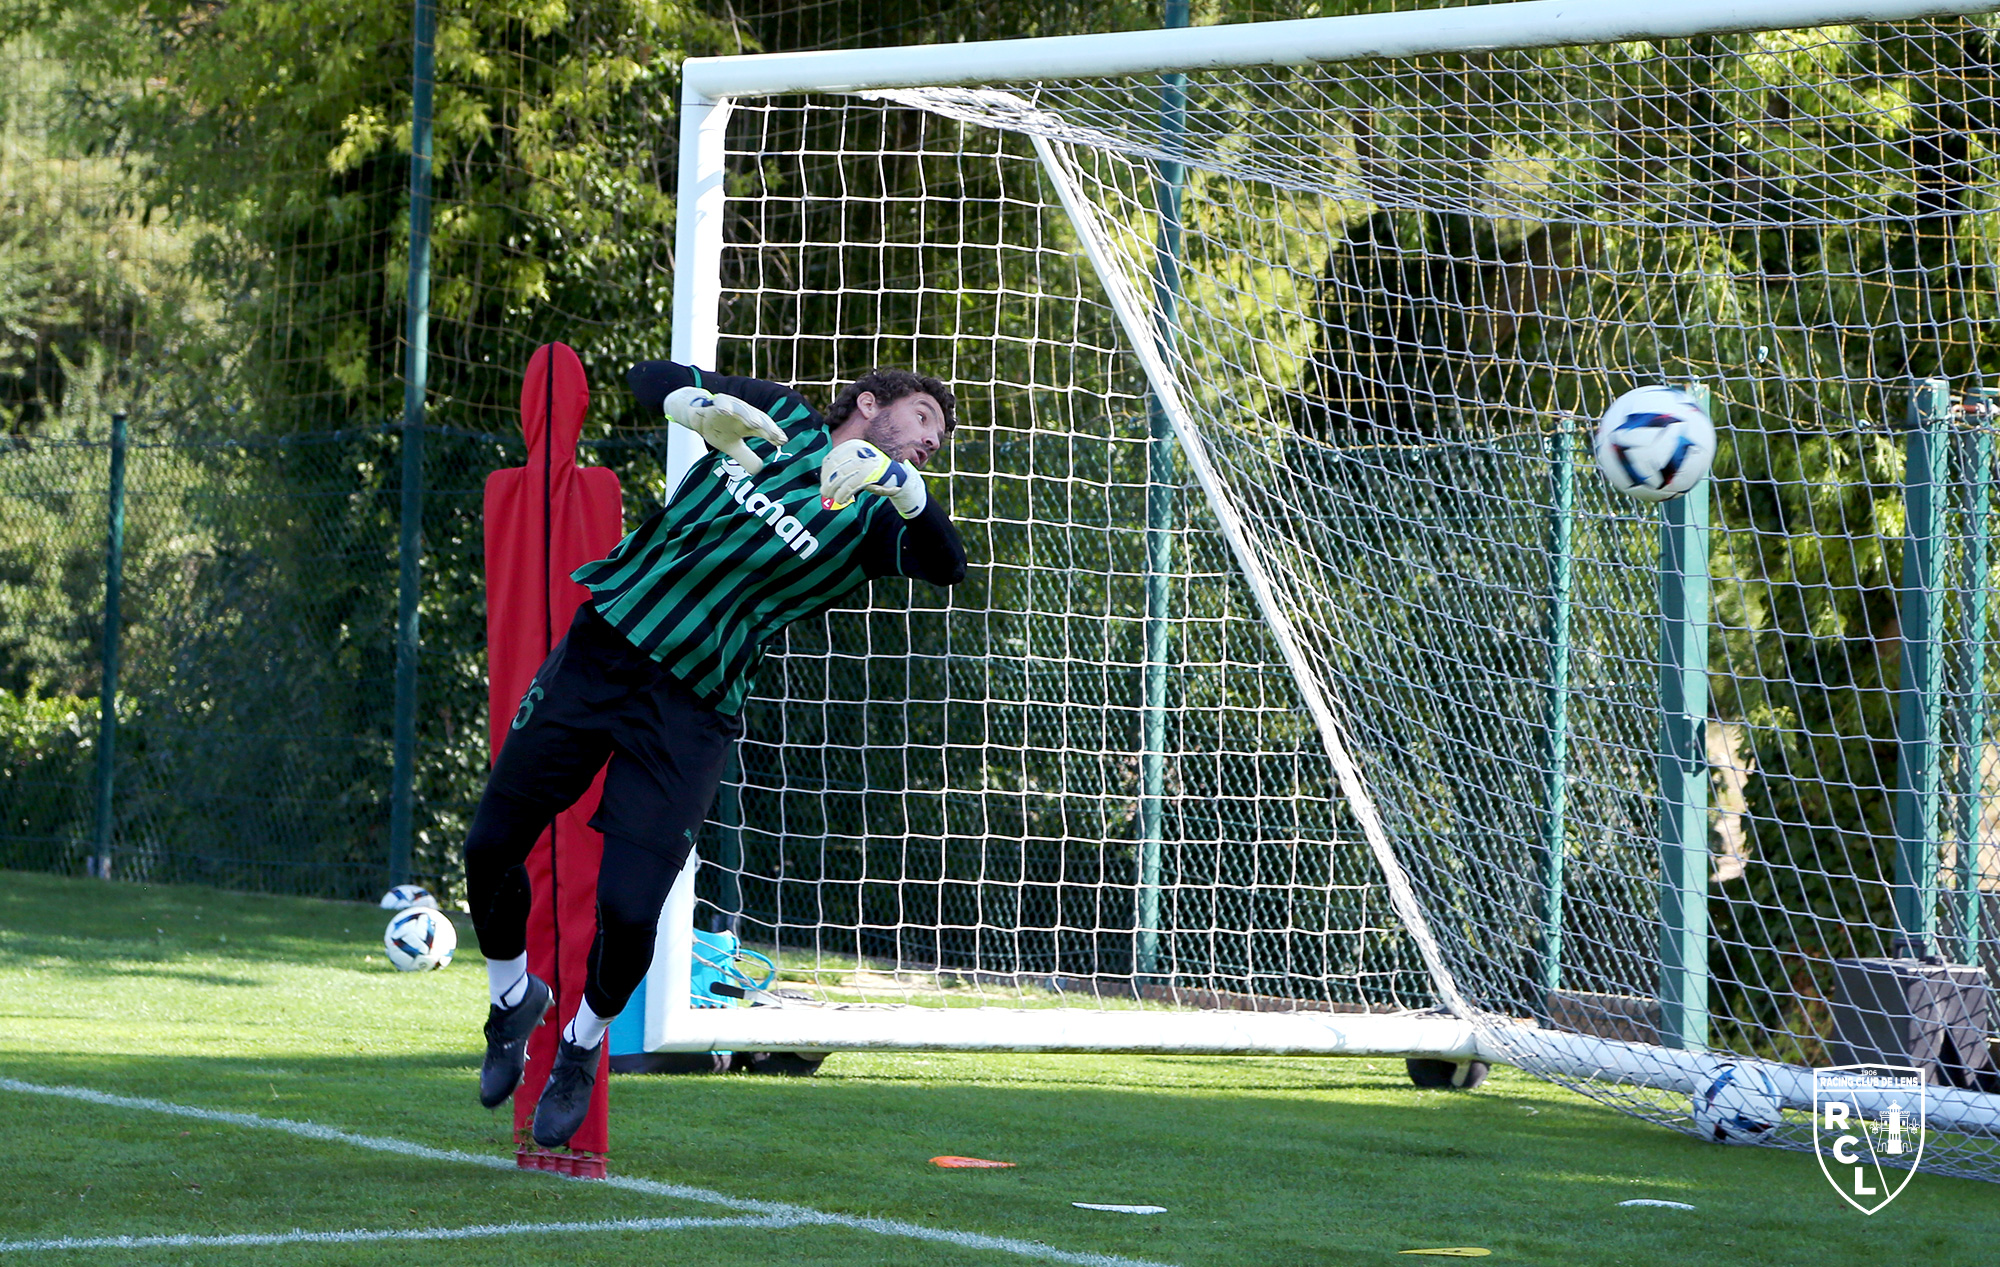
left=1813, top=1064, right=1925, bottom=1214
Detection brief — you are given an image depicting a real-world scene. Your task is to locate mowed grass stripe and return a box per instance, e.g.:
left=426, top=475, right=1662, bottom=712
left=0, top=1077, right=1179, bottom=1267
left=4, top=872, right=1998, bottom=1266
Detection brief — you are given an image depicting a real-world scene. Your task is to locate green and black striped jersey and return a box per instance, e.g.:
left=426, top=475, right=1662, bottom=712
left=571, top=362, right=965, bottom=715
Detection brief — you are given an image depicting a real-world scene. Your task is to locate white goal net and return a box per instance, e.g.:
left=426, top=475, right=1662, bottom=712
left=655, top=2, right=2000, bottom=1182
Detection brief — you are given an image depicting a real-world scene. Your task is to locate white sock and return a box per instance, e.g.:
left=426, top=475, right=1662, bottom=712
left=563, top=998, right=613, bottom=1050
left=487, top=954, right=529, bottom=1009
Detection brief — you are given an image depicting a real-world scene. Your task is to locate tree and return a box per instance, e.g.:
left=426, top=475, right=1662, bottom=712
left=3, top=0, right=742, bottom=894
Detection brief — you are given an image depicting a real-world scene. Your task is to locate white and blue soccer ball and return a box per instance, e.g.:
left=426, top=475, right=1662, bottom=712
left=379, top=884, right=439, bottom=911
left=1593, top=385, right=1716, bottom=502
left=383, top=907, right=456, bottom=972
left=1691, top=1061, right=1782, bottom=1144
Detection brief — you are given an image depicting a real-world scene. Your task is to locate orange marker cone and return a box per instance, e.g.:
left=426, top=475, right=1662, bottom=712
left=930, top=1156, right=1016, bottom=1169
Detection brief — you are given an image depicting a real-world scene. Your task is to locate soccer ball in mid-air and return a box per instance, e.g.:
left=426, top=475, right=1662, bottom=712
left=1691, top=1061, right=1782, bottom=1144
left=379, top=884, right=438, bottom=911
left=1593, top=385, right=1716, bottom=502
left=384, top=907, right=457, bottom=971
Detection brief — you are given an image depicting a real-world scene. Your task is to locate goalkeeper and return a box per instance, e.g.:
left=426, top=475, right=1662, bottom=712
left=462, top=361, right=963, bottom=1148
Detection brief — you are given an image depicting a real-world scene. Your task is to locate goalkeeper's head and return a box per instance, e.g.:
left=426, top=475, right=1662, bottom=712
left=827, top=369, right=957, bottom=469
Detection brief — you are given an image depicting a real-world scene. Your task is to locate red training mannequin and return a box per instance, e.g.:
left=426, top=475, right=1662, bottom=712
left=484, top=342, right=624, bottom=1161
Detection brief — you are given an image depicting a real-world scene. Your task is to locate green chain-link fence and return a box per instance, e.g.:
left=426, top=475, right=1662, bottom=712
left=1, top=423, right=668, bottom=899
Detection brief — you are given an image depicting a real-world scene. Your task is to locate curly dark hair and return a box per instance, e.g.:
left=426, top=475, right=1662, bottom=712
left=825, top=368, right=957, bottom=433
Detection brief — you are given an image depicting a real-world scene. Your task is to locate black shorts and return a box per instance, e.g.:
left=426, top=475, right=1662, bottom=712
left=490, top=603, right=744, bottom=858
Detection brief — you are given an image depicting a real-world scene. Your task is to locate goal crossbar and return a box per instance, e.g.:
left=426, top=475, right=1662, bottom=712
left=677, top=0, right=2000, bottom=100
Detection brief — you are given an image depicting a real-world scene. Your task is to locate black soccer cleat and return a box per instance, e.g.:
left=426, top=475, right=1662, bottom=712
left=478, top=973, right=552, bottom=1109
left=531, top=1036, right=601, bottom=1148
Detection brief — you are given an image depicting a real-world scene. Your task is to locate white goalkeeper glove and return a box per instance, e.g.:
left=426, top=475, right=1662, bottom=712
left=819, top=438, right=927, bottom=518
left=663, top=386, right=789, bottom=475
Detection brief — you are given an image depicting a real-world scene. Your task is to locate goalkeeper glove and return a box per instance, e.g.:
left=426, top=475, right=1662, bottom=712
left=663, top=386, right=789, bottom=476
left=819, top=438, right=927, bottom=518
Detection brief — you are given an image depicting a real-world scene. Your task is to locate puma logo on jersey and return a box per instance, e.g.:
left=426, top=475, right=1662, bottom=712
left=717, top=460, right=820, bottom=559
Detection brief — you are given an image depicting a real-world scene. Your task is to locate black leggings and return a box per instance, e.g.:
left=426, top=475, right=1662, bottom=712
left=465, top=814, right=686, bottom=1019
left=464, top=605, right=741, bottom=1019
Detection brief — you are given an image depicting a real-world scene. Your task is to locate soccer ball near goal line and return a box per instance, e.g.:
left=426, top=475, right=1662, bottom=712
left=1592, top=385, right=1716, bottom=502
left=1690, top=1061, right=1782, bottom=1145
left=384, top=907, right=456, bottom=972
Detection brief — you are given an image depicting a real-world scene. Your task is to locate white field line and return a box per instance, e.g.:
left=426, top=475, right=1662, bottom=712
left=0, top=1077, right=1176, bottom=1267
left=0, top=1215, right=793, bottom=1254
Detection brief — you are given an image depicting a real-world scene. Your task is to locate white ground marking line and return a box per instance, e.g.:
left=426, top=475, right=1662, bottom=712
left=0, top=1078, right=1176, bottom=1267
left=0, top=1216, right=794, bottom=1254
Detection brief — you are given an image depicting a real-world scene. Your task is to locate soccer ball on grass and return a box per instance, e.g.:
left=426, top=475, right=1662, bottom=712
left=1690, top=1060, right=1782, bottom=1144
left=1592, top=385, right=1715, bottom=502
left=384, top=907, right=457, bottom=972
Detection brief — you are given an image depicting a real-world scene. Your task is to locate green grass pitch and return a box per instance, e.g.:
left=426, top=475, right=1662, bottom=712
left=1, top=869, right=1994, bottom=1265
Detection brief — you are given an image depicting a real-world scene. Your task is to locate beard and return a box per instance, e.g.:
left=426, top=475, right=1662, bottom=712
left=862, top=421, right=917, bottom=464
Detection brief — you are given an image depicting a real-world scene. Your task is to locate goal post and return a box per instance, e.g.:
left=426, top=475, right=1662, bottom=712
left=642, top=0, right=2000, bottom=1178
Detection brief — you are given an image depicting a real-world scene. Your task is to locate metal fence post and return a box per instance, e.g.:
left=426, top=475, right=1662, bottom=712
left=388, top=0, right=436, bottom=890
left=89, top=410, right=128, bottom=880
left=1136, top=0, right=1188, bottom=980
left=1537, top=421, right=1576, bottom=999
left=1657, top=384, right=1712, bottom=1050
left=1953, top=387, right=1995, bottom=966
left=1894, top=377, right=1951, bottom=959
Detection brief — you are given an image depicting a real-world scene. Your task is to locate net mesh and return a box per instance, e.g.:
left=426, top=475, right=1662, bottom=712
left=708, top=97, right=1427, bottom=1011
left=702, top=17, right=2000, bottom=1179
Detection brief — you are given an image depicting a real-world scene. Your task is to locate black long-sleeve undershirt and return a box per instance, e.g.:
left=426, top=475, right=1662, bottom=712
left=861, top=494, right=966, bottom=587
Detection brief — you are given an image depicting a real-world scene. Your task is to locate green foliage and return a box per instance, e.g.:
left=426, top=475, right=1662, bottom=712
left=0, top=32, right=224, bottom=436
left=23, top=0, right=739, bottom=432
left=0, top=687, right=91, bottom=866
